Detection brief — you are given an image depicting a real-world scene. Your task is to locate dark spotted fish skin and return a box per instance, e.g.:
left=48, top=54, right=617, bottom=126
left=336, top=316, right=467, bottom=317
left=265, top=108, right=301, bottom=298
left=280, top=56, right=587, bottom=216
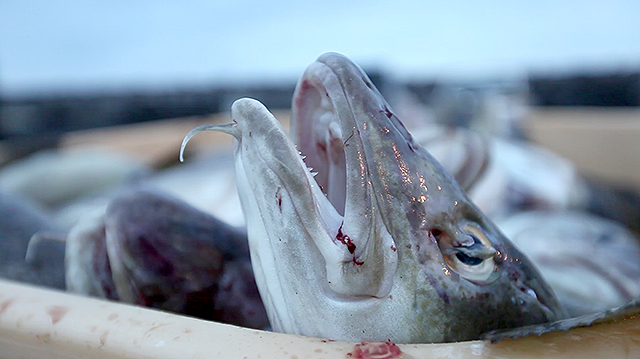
left=64, top=188, right=269, bottom=328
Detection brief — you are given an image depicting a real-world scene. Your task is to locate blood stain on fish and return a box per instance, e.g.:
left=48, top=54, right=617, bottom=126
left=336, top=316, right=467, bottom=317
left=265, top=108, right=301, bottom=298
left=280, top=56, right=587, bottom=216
left=276, top=187, right=283, bottom=210
left=380, top=106, right=394, bottom=119
left=336, top=225, right=356, bottom=254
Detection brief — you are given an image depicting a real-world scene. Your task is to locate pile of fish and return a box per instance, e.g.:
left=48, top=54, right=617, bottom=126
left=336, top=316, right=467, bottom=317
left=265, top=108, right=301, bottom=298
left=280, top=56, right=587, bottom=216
left=0, top=53, right=639, bottom=345
left=0, top=151, right=267, bottom=328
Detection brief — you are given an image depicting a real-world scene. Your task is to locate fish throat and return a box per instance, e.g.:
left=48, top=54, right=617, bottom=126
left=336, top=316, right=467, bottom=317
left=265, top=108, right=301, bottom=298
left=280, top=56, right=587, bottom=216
left=294, top=76, right=348, bottom=216
left=288, top=59, right=399, bottom=287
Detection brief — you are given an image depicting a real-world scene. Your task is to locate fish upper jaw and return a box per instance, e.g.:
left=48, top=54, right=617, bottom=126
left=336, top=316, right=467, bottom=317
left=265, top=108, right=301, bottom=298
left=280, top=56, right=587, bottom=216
left=293, top=53, right=457, bottom=238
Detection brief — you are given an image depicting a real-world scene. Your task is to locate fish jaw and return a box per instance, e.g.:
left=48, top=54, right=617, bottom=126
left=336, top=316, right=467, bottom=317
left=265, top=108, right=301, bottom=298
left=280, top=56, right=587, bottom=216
left=224, top=98, right=403, bottom=338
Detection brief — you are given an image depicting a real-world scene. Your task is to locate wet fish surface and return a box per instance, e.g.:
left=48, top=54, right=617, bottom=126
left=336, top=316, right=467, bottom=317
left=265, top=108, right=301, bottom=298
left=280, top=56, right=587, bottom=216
left=181, top=52, right=565, bottom=343
left=497, top=211, right=640, bottom=317
left=36, top=188, right=268, bottom=328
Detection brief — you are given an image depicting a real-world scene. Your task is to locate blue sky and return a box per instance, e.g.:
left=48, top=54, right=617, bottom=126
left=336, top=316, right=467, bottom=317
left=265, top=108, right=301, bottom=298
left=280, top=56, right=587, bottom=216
left=1, top=1, right=639, bottom=95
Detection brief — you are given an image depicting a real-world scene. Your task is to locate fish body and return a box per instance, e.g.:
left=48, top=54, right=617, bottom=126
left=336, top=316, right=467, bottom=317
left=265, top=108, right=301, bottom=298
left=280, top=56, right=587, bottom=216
left=497, top=211, right=640, bottom=317
left=52, top=188, right=268, bottom=328
left=181, top=53, right=564, bottom=343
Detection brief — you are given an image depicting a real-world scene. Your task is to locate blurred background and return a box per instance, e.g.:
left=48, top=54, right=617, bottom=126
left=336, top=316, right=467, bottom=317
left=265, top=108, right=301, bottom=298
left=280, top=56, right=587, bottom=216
left=1, top=0, right=639, bottom=136
left=0, top=1, right=640, bottom=187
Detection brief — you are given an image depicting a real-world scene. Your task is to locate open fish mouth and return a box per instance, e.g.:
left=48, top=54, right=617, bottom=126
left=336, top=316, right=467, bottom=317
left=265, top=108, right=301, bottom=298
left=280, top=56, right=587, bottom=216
left=182, top=53, right=399, bottom=301
left=181, top=52, right=564, bottom=343
left=180, top=54, right=402, bottom=339
left=289, top=53, right=401, bottom=295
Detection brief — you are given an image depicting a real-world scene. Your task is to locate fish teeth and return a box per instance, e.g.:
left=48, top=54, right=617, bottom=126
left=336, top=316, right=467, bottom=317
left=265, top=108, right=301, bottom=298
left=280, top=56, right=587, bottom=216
left=301, top=155, right=307, bottom=160
left=311, top=172, right=319, bottom=177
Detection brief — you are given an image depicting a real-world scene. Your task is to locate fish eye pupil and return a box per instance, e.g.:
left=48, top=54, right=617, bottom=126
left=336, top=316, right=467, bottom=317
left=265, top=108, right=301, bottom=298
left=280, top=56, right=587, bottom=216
left=455, top=252, right=483, bottom=266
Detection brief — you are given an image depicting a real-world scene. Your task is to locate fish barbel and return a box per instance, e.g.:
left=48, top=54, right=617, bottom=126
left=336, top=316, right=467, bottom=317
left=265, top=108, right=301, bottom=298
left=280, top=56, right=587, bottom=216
left=181, top=52, right=564, bottom=343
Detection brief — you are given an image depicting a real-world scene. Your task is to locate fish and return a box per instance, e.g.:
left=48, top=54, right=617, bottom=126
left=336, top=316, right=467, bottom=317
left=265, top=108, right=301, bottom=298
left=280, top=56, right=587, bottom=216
left=31, top=188, right=269, bottom=329
left=411, top=125, right=588, bottom=219
left=0, top=148, right=149, bottom=208
left=180, top=52, right=565, bottom=343
left=496, top=210, right=640, bottom=317
left=52, top=150, right=244, bottom=231
left=483, top=295, right=640, bottom=342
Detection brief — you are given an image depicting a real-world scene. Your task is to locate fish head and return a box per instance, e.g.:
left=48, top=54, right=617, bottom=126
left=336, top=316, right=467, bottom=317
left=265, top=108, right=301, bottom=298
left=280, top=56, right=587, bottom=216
left=181, top=52, right=564, bottom=343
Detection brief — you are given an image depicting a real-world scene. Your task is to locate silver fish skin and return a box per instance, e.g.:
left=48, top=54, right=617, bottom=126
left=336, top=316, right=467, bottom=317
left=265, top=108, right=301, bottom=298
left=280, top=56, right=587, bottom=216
left=497, top=210, right=640, bottom=317
left=181, top=53, right=564, bottom=343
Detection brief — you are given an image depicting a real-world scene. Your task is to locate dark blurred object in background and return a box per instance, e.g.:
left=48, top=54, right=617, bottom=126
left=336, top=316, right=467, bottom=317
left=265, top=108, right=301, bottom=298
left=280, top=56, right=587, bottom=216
left=0, top=191, right=65, bottom=289
left=0, top=85, right=296, bottom=140
left=529, top=72, right=640, bottom=107
left=0, top=90, right=223, bottom=139
left=1, top=69, right=639, bottom=150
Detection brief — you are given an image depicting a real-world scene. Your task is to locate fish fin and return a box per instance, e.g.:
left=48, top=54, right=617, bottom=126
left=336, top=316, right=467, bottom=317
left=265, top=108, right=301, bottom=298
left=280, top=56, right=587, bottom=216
left=481, top=297, right=640, bottom=342
left=179, top=123, right=238, bottom=162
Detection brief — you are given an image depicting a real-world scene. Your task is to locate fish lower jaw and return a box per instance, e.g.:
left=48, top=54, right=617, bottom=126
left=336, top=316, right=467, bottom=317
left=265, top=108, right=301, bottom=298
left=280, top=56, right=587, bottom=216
left=309, top=174, right=399, bottom=299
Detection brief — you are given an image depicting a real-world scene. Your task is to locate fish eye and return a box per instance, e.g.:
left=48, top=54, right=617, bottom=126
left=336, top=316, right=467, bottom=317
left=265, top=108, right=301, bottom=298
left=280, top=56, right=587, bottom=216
left=435, top=224, right=497, bottom=283
left=455, top=251, right=483, bottom=266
